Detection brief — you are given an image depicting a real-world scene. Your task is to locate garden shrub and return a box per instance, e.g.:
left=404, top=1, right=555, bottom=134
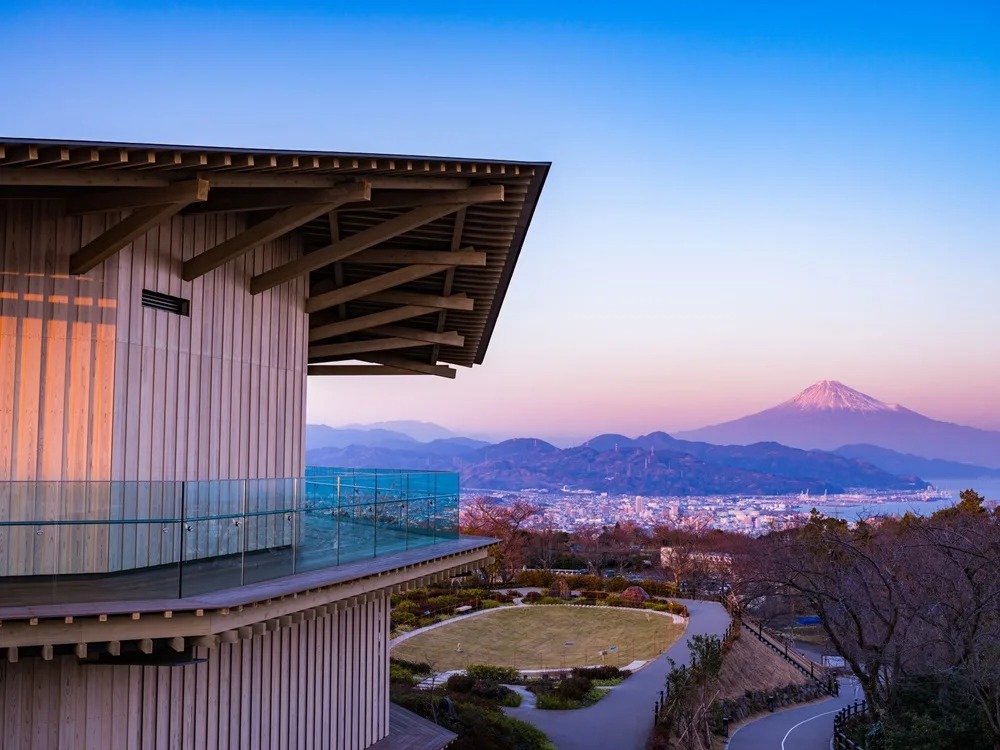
left=663, top=601, right=689, bottom=617
left=514, top=570, right=556, bottom=587
left=523, top=591, right=542, bottom=603
left=573, top=665, right=627, bottom=680
left=390, top=611, right=417, bottom=629
left=566, top=574, right=602, bottom=590
left=391, top=657, right=431, bottom=675
left=555, top=675, right=592, bottom=701
left=535, top=692, right=580, bottom=710
left=604, top=576, right=630, bottom=592
left=426, top=594, right=459, bottom=610
left=447, top=673, right=475, bottom=693
left=466, top=664, right=520, bottom=682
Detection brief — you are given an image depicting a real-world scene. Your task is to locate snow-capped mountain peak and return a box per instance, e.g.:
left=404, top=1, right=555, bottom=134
left=781, top=380, right=896, bottom=413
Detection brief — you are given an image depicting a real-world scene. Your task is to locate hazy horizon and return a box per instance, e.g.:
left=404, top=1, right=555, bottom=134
left=6, top=2, right=999, bottom=438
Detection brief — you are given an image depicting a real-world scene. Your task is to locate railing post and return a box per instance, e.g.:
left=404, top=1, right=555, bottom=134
left=178, top=480, right=186, bottom=599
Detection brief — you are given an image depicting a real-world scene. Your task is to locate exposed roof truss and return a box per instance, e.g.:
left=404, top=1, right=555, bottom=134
left=0, top=138, right=548, bottom=376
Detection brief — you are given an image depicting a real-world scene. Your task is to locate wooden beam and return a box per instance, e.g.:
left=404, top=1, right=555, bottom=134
left=346, top=249, right=486, bottom=266
left=368, top=326, right=464, bottom=347
left=185, top=182, right=371, bottom=214
left=308, top=364, right=446, bottom=376
left=60, top=148, right=100, bottom=167
left=308, top=305, right=437, bottom=342
left=308, top=337, right=428, bottom=359
left=2, top=145, right=38, bottom=166
left=67, top=177, right=210, bottom=214
left=432, top=208, right=467, bottom=363
left=251, top=186, right=502, bottom=293
left=0, top=167, right=172, bottom=188
left=188, top=185, right=490, bottom=214
left=30, top=147, right=70, bottom=167
left=361, top=354, right=457, bottom=378
left=182, top=182, right=370, bottom=280
left=69, top=202, right=188, bottom=275
left=362, top=290, right=474, bottom=311
left=367, top=176, right=471, bottom=190
left=333, top=183, right=503, bottom=212
left=306, top=263, right=449, bottom=313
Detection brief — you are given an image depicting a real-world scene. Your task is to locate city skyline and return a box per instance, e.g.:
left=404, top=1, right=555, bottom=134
left=6, top=2, right=999, bottom=438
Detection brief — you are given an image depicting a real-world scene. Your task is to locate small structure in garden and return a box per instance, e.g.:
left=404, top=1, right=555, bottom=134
left=622, top=586, right=650, bottom=605
left=549, top=577, right=572, bottom=600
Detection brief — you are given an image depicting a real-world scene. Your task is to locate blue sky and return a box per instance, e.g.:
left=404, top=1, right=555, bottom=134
left=4, top=2, right=999, bottom=442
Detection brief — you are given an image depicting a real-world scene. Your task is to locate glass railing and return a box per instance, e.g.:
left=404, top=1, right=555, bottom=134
left=0, top=468, right=459, bottom=606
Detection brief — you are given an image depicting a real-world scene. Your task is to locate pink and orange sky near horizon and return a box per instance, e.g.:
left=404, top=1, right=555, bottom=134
left=6, top=3, right=998, bottom=444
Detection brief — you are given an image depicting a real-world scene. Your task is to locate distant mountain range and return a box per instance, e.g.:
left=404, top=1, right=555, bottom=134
left=678, top=380, right=1000, bottom=469
left=307, top=381, right=1000, bottom=495
left=306, top=424, right=928, bottom=496
left=832, top=444, right=1000, bottom=481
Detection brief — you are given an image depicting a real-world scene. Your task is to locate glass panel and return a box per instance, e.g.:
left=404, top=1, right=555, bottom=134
left=0, top=468, right=461, bottom=605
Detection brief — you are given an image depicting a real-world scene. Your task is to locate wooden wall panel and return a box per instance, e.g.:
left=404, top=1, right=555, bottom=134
left=0, top=596, right=393, bottom=750
left=0, top=200, right=308, bottom=575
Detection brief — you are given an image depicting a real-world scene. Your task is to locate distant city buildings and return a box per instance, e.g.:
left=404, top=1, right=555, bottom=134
left=463, top=487, right=947, bottom=535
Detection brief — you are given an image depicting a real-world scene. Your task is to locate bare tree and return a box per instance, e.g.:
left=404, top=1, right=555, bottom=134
left=460, top=496, right=539, bottom=584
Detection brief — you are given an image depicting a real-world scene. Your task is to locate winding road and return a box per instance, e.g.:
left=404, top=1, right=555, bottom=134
left=726, top=677, right=856, bottom=750
left=503, top=599, right=730, bottom=750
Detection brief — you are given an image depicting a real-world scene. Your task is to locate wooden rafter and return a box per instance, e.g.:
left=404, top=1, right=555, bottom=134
left=360, top=354, right=457, bottom=378
left=308, top=305, right=437, bottom=342
left=366, top=176, right=471, bottom=190
left=2, top=145, right=38, bottom=166
left=361, top=290, right=474, bottom=311
left=308, top=336, right=428, bottom=359
left=333, top=184, right=503, bottom=212
left=305, top=263, right=450, bottom=314
left=29, top=147, right=70, bottom=167
left=67, top=177, right=211, bottom=214
left=185, top=182, right=486, bottom=214
left=345, top=249, right=485, bottom=266
left=69, top=203, right=191, bottom=275
left=249, top=186, right=504, bottom=294
left=308, top=364, right=440, bottom=376
left=368, top=326, right=464, bottom=347
left=182, top=182, right=371, bottom=280
left=433, top=208, right=467, bottom=363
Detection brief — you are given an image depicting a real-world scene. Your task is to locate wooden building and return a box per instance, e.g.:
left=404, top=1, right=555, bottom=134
left=0, top=138, right=548, bottom=749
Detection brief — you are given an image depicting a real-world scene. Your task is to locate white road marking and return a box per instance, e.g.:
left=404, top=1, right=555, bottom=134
left=781, top=708, right=841, bottom=750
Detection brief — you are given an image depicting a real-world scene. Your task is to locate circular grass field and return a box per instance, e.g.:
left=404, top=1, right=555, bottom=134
left=392, top=606, right=686, bottom=671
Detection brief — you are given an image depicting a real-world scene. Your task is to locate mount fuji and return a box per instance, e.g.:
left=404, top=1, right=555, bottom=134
left=677, top=381, right=1000, bottom=469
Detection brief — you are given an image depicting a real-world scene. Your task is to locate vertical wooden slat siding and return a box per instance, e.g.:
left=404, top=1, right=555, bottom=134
left=0, top=596, right=397, bottom=750
left=0, top=200, right=307, bottom=575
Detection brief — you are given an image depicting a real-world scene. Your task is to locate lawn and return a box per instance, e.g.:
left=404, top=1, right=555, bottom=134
left=392, top=606, right=686, bottom=671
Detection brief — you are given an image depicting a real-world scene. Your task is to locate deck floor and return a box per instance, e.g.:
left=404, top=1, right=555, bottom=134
left=0, top=534, right=493, bottom=618
left=370, top=704, right=457, bottom=750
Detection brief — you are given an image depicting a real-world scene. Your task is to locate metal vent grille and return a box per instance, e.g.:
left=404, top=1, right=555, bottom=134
left=141, top=289, right=190, bottom=316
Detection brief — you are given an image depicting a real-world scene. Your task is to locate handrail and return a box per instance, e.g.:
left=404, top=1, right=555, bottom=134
left=833, top=700, right=870, bottom=749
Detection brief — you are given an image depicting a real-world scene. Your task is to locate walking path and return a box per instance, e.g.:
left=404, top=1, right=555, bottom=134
left=504, top=599, right=730, bottom=750
left=726, top=677, right=856, bottom=750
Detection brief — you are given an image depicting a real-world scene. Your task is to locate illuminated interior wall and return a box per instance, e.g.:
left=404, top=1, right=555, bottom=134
left=0, top=200, right=308, bottom=573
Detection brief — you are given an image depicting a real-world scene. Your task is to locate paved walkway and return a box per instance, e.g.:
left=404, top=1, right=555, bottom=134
left=504, top=599, right=730, bottom=750
left=727, top=677, right=856, bottom=750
